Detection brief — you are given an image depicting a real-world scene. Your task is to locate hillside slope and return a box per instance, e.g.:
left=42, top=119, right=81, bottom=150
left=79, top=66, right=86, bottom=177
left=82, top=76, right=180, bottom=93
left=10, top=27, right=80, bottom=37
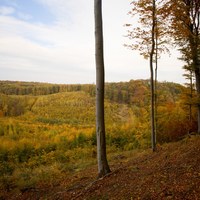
left=7, top=135, right=200, bottom=200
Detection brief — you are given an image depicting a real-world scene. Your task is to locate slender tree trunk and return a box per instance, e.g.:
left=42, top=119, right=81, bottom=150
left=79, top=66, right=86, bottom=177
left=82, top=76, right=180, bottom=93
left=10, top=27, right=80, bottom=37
left=195, top=68, right=200, bottom=134
left=154, top=54, right=157, bottom=144
left=154, top=18, right=158, bottom=143
left=150, top=58, right=156, bottom=151
left=195, top=42, right=200, bottom=134
left=94, top=0, right=111, bottom=177
left=191, top=36, right=200, bottom=134
left=150, top=0, right=156, bottom=152
left=189, top=69, right=193, bottom=132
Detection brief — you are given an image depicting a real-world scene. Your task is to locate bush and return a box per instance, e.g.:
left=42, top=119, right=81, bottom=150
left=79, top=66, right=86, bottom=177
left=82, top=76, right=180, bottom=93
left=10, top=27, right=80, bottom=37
left=0, top=162, right=14, bottom=176
left=70, top=133, right=88, bottom=148
left=107, top=134, right=128, bottom=149
left=13, top=144, right=35, bottom=163
left=0, top=148, right=9, bottom=162
left=0, top=126, right=4, bottom=136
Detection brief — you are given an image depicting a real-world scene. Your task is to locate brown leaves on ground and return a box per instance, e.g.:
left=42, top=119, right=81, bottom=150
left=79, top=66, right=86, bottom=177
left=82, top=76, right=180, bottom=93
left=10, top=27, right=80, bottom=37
left=5, top=135, right=200, bottom=199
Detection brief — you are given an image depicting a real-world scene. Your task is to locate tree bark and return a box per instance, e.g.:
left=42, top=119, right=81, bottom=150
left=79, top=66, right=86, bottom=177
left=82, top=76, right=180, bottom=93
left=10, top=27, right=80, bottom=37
left=154, top=18, right=158, bottom=143
left=195, top=68, right=200, bottom=133
left=94, top=0, right=111, bottom=177
left=190, top=33, right=200, bottom=134
left=150, top=0, right=156, bottom=152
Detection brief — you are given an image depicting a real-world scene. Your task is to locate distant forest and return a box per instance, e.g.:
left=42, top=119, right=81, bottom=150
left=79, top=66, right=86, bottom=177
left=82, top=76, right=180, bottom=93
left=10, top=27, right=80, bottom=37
left=0, top=79, right=198, bottom=192
left=0, top=79, right=197, bottom=143
left=0, top=80, right=183, bottom=105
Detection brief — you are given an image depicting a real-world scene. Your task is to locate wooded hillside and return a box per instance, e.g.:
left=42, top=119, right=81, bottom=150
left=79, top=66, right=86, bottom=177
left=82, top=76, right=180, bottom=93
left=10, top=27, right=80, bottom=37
left=0, top=79, right=198, bottom=198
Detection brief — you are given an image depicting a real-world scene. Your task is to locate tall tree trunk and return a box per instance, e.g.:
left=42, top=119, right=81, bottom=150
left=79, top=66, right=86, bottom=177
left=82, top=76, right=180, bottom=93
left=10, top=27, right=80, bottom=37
left=150, top=0, right=156, bottom=152
left=191, top=35, right=200, bottom=134
left=94, top=0, right=111, bottom=177
left=195, top=39, right=200, bottom=134
left=150, top=57, right=156, bottom=151
left=195, top=68, right=200, bottom=134
left=154, top=18, right=158, bottom=143
left=186, top=0, right=200, bottom=133
left=189, top=69, right=193, bottom=132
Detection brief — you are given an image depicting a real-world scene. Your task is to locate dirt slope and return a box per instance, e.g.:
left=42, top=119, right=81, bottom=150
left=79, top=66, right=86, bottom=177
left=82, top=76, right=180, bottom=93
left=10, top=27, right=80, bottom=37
left=6, top=135, right=200, bottom=200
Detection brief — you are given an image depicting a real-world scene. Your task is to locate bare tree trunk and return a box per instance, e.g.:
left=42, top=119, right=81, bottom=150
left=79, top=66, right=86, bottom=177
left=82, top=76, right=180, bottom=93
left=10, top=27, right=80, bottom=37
left=94, top=0, right=111, bottom=177
left=189, top=69, right=193, bottom=133
left=195, top=68, right=200, bottom=134
left=150, top=0, right=156, bottom=152
left=150, top=58, right=156, bottom=152
left=154, top=18, right=158, bottom=144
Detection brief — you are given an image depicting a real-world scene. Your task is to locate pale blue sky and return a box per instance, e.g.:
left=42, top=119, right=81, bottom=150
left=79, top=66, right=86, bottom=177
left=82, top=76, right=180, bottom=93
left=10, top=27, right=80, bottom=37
left=0, top=0, right=54, bottom=23
left=0, top=0, right=185, bottom=84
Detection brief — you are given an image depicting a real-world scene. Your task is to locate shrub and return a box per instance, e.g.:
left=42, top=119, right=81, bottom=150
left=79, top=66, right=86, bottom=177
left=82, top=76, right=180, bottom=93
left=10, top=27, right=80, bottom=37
left=0, top=162, right=14, bottom=176
left=0, top=148, right=9, bottom=162
left=70, top=133, right=88, bottom=148
left=13, top=143, right=35, bottom=163
left=0, top=126, right=4, bottom=136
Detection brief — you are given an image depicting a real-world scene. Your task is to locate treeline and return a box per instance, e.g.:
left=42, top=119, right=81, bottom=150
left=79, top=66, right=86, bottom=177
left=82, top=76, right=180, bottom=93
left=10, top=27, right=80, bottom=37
left=105, top=80, right=183, bottom=105
left=0, top=80, right=183, bottom=106
left=0, top=81, right=90, bottom=96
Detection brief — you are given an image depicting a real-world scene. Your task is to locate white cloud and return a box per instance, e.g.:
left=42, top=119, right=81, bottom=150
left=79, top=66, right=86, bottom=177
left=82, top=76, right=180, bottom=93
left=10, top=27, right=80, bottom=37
left=0, top=6, right=15, bottom=15
left=0, top=12, right=95, bottom=83
left=17, top=12, right=32, bottom=21
left=0, top=0, right=185, bottom=84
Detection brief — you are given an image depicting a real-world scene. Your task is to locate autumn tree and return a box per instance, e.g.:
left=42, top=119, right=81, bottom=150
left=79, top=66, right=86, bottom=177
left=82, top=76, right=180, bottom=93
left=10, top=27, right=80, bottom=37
left=125, top=0, right=168, bottom=151
left=94, top=0, right=111, bottom=177
left=168, top=0, right=200, bottom=133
